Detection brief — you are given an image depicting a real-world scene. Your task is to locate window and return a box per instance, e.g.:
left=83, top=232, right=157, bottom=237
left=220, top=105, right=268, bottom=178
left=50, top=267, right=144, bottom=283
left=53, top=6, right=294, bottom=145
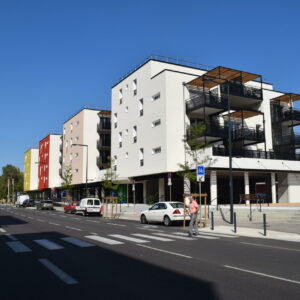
left=74, top=168, right=78, bottom=173
left=75, top=136, right=79, bottom=141
left=87, top=199, right=93, bottom=205
left=114, top=155, right=117, bottom=171
left=114, top=113, right=118, bottom=128
left=152, top=92, right=160, bottom=101
left=152, top=119, right=161, bottom=127
left=133, top=79, right=137, bottom=96
left=75, top=153, right=79, bottom=158
left=125, top=106, right=128, bottom=113
left=152, top=147, right=161, bottom=154
left=76, top=120, right=79, bottom=126
left=139, top=98, right=143, bottom=116
left=133, top=126, right=137, bottom=143
left=119, top=132, right=122, bottom=148
left=125, top=84, right=128, bottom=90
left=125, top=152, right=128, bottom=159
left=70, top=123, right=73, bottom=131
left=125, top=129, right=128, bottom=135
left=119, top=89, right=123, bottom=104
left=100, top=117, right=111, bottom=130
left=139, top=148, right=144, bottom=166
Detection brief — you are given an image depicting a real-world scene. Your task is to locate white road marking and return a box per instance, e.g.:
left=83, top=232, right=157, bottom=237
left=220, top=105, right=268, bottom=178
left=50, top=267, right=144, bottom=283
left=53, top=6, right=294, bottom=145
left=199, top=232, right=238, bottom=238
left=6, top=241, right=32, bottom=253
left=21, top=214, right=26, bottom=217
left=136, top=227, right=165, bottom=233
left=38, top=258, right=78, bottom=285
left=132, top=233, right=174, bottom=242
left=50, top=213, right=56, bottom=216
left=240, top=242, right=300, bottom=252
left=5, top=234, right=17, bottom=241
left=61, top=237, right=94, bottom=247
left=137, top=244, right=192, bottom=259
left=109, top=234, right=149, bottom=243
left=37, top=219, right=45, bottom=222
left=65, top=226, right=82, bottom=231
left=142, top=225, right=158, bottom=228
left=49, top=222, right=60, bottom=226
left=172, top=232, right=219, bottom=240
left=106, top=223, right=126, bottom=227
left=0, top=228, right=6, bottom=233
left=153, top=233, right=196, bottom=240
left=34, top=239, right=64, bottom=250
left=72, top=218, right=80, bottom=220
left=85, top=235, right=124, bottom=245
left=28, top=216, right=34, bottom=219
left=59, top=215, right=66, bottom=218
left=224, top=265, right=300, bottom=285
left=86, top=220, right=99, bottom=223
left=90, top=232, right=98, bottom=235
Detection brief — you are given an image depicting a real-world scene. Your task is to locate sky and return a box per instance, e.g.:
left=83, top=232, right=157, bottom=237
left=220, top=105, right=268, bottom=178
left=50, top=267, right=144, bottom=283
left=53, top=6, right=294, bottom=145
left=1, top=0, right=300, bottom=173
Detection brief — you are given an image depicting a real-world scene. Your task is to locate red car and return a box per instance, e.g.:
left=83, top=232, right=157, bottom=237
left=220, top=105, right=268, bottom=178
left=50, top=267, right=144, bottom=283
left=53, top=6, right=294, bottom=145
left=64, top=201, right=79, bottom=214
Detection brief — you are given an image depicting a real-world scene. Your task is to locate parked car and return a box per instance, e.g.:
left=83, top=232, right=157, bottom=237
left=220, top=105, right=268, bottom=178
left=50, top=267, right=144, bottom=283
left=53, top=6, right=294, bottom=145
left=22, top=199, right=35, bottom=207
left=64, top=201, right=79, bottom=214
left=75, top=198, right=102, bottom=216
left=140, top=202, right=190, bottom=226
left=36, top=200, right=54, bottom=210
left=16, top=195, right=30, bottom=207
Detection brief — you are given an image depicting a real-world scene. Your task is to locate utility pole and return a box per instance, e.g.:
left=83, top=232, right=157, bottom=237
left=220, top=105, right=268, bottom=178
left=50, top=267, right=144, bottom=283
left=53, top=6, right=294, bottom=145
left=12, top=178, right=15, bottom=203
left=7, top=178, right=10, bottom=203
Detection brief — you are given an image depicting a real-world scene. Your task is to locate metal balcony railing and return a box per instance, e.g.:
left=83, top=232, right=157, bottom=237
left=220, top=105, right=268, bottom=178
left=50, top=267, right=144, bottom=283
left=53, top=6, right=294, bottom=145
left=273, top=108, right=300, bottom=123
left=213, top=147, right=300, bottom=161
left=97, top=121, right=111, bottom=133
left=186, top=123, right=228, bottom=140
left=232, top=127, right=265, bottom=142
left=273, top=134, right=300, bottom=146
left=97, top=138, right=110, bottom=149
left=220, top=81, right=263, bottom=100
left=186, top=92, right=228, bottom=113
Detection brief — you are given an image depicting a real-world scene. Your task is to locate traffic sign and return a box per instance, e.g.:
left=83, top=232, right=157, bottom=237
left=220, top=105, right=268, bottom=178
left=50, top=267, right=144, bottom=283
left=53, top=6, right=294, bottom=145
left=197, top=166, right=205, bottom=182
left=168, top=173, right=172, bottom=186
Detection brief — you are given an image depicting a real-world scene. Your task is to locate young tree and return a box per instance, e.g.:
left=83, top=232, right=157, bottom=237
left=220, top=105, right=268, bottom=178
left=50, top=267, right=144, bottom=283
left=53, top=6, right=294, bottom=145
left=61, top=165, right=73, bottom=199
left=102, top=157, right=119, bottom=197
left=178, top=122, right=214, bottom=193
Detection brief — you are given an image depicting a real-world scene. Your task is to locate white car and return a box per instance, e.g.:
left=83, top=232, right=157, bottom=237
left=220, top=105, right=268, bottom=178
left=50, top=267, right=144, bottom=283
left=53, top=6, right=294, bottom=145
left=140, top=202, right=190, bottom=226
left=75, top=198, right=102, bottom=216
left=16, top=195, right=30, bottom=207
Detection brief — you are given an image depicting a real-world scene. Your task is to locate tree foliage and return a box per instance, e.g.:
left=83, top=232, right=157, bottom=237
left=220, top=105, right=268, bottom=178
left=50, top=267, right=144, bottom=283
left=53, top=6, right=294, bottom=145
left=0, top=164, right=23, bottom=200
left=61, top=165, right=73, bottom=196
left=102, top=157, right=119, bottom=195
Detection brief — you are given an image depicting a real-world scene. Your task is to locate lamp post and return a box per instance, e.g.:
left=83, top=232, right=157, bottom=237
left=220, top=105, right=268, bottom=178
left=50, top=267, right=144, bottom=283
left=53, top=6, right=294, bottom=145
left=72, top=143, right=89, bottom=197
left=203, top=77, right=234, bottom=224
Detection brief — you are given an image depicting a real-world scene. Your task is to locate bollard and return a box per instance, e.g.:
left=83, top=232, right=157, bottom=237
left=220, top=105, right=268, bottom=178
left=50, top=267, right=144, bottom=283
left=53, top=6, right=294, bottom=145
left=208, top=205, right=210, bottom=219
left=233, top=212, right=237, bottom=233
left=249, top=202, right=252, bottom=221
left=263, top=213, right=267, bottom=236
left=211, top=211, right=214, bottom=230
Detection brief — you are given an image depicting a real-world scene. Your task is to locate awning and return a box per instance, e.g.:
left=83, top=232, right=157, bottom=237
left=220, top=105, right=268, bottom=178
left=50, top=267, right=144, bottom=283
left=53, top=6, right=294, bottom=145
left=187, top=66, right=261, bottom=89
left=270, top=93, right=300, bottom=103
left=223, top=110, right=263, bottom=120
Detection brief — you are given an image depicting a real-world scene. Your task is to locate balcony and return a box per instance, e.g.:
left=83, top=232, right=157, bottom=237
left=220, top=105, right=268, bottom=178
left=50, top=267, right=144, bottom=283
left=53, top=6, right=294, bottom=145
left=272, top=108, right=300, bottom=127
left=59, top=156, right=63, bottom=165
left=232, top=127, right=265, bottom=145
left=97, top=156, right=106, bottom=170
left=213, top=147, right=300, bottom=161
left=273, top=134, right=300, bottom=148
left=186, top=92, right=228, bottom=117
left=97, top=121, right=111, bottom=133
left=97, top=138, right=110, bottom=150
left=59, top=168, right=62, bottom=177
left=59, top=144, right=63, bottom=152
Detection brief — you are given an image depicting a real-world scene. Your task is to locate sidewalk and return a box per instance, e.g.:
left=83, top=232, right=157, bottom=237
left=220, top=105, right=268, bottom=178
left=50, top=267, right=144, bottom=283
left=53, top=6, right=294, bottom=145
left=200, top=225, right=300, bottom=243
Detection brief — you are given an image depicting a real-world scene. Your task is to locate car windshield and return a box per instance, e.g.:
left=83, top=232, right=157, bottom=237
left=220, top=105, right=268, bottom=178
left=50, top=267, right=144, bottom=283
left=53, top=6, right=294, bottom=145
left=94, top=200, right=100, bottom=205
left=45, top=201, right=53, bottom=204
left=170, top=203, right=183, bottom=208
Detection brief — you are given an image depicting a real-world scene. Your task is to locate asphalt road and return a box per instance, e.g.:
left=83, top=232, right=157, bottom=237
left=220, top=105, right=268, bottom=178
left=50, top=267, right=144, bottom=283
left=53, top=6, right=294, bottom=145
left=0, top=204, right=299, bottom=300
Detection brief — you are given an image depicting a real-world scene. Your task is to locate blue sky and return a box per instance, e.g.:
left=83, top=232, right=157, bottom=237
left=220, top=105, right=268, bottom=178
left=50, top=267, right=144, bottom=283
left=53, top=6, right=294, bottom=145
left=0, top=0, right=300, bottom=172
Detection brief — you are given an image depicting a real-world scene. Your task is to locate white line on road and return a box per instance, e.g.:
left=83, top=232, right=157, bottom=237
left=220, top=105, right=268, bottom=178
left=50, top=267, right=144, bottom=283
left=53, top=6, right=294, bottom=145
left=106, top=223, right=126, bottom=227
left=136, top=227, right=165, bottom=233
left=86, top=220, right=99, bottom=223
left=109, top=234, right=149, bottom=243
left=90, top=232, right=98, bottom=235
left=37, top=219, right=45, bottom=222
left=65, top=226, right=82, bottom=232
left=49, top=222, right=60, bottom=226
left=172, top=232, right=219, bottom=240
left=28, top=217, right=34, bottom=219
left=199, top=232, right=238, bottom=238
left=6, top=241, right=32, bottom=253
left=59, top=215, right=66, bottom=218
left=34, top=239, right=64, bottom=250
left=240, top=242, right=300, bottom=252
left=61, top=237, right=94, bottom=247
left=72, top=218, right=80, bottom=220
left=132, top=233, right=174, bottom=242
left=142, top=225, right=158, bottom=228
left=137, top=244, right=192, bottom=259
left=153, top=233, right=196, bottom=240
left=85, top=235, right=124, bottom=245
left=224, top=265, right=300, bottom=285
left=5, top=234, right=17, bottom=241
left=38, top=258, right=78, bottom=285
left=0, top=228, right=6, bottom=233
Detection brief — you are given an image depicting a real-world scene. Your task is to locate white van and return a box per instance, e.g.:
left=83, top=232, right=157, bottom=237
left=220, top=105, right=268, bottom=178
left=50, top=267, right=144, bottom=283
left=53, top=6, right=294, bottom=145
left=16, top=195, right=30, bottom=207
left=75, top=198, right=102, bottom=216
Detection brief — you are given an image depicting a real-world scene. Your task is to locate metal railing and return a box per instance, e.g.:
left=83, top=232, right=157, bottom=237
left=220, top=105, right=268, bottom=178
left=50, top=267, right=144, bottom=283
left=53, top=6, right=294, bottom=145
left=232, top=127, right=265, bottom=142
left=273, top=108, right=300, bottom=123
left=273, top=134, right=300, bottom=146
left=220, top=81, right=263, bottom=100
left=97, top=122, right=111, bottom=133
left=187, top=123, right=228, bottom=140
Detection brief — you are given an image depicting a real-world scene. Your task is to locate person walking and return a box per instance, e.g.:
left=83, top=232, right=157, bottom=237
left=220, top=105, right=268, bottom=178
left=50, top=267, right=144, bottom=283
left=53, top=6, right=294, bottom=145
left=188, top=196, right=199, bottom=237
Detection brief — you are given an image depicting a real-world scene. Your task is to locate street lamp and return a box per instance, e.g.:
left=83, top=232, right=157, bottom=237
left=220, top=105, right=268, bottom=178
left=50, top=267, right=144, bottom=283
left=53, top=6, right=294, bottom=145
left=72, top=143, right=89, bottom=197
left=203, top=76, right=234, bottom=224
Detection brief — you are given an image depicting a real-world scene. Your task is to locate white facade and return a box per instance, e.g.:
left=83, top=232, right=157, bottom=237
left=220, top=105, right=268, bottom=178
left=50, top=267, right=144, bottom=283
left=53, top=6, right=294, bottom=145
left=49, top=135, right=62, bottom=188
left=112, top=58, right=300, bottom=204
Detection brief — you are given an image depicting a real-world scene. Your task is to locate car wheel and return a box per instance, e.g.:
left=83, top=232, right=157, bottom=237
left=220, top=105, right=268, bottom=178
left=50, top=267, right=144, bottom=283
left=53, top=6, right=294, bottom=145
left=163, top=215, right=171, bottom=226
left=140, top=214, right=147, bottom=224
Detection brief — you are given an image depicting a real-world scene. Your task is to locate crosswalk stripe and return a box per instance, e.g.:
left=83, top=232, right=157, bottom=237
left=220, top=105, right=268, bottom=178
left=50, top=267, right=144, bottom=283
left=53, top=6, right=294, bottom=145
left=109, top=234, right=149, bottom=243
left=153, top=233, right=196, bottom=240
left=198, top=232, right=238, bottom=238
left=34, top=239, right=64, bottom=250
left=6, top=241, right=32, bottom=253
left=172, top=232, right=219, bottom=240
left=131, top=233, right=174, bottom=242
left=85, top=235, right=124, bottom=245
left=0, top=228, right=6, bottom=233
left=61, top=237, right=94, bottom=248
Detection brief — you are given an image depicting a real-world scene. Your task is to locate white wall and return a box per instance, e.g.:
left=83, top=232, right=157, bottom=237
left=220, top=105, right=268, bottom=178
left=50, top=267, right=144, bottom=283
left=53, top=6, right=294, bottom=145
left=49, top=135, right=62, bottom=188
left=30, top=149, right=39, bottom=191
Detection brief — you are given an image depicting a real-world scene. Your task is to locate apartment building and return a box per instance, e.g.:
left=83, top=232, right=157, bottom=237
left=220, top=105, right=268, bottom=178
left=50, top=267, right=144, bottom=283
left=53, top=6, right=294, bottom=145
left=62, top=108, right=111, bottom=199
left=23, top=148, right=39, bottom=192
left=38, top=134, right=62, bottom=198
left=111, top=56, right=300, bottom=204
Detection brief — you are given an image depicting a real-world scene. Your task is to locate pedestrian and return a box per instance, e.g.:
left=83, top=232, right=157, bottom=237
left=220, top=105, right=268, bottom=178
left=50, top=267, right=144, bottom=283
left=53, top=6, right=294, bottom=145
left=188, top=196, right=199, bottom=237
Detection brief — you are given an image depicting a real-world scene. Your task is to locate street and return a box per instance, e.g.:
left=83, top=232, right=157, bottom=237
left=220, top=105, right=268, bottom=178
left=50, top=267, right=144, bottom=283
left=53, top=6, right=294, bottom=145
left=0, top=204, right=299, bottom=300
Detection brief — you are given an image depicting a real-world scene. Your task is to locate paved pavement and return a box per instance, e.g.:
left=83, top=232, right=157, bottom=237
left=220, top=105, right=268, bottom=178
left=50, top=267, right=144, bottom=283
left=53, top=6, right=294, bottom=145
left=0, top=204, right=300, bottom=300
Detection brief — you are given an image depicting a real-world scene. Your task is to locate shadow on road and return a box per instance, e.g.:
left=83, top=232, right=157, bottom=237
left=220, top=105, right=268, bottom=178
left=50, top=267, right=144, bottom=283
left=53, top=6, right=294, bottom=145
left=0, top=215, right=27, bottom=226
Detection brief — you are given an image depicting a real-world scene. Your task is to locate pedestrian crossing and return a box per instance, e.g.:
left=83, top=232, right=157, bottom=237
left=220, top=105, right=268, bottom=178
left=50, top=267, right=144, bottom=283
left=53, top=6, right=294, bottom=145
left=1, top=229, right=238, bottom=254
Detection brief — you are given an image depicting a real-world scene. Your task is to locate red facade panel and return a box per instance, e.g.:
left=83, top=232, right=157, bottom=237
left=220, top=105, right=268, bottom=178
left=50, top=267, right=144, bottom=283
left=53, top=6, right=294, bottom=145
left=38, top=135, right=50, bottom=190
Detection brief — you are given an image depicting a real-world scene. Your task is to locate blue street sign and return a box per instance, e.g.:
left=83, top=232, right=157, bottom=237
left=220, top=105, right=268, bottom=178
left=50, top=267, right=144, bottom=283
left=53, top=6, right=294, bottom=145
left=197, top=166, right=205, bottom=175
